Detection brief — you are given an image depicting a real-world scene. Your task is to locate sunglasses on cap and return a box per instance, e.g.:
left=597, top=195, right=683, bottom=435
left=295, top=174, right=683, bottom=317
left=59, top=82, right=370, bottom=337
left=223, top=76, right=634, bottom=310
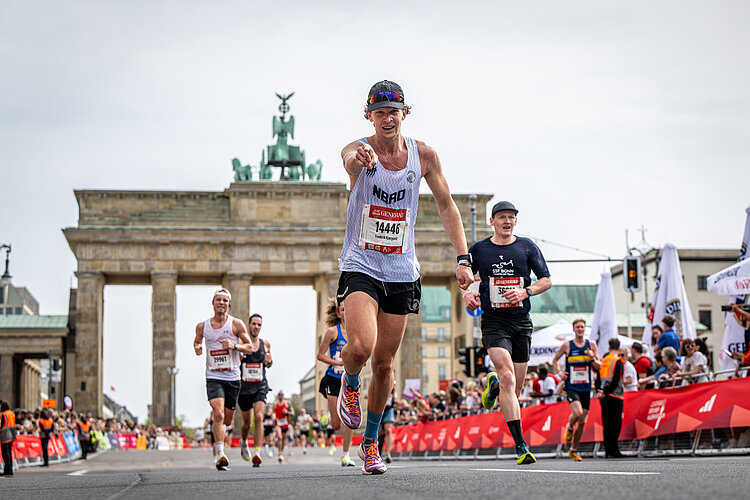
left=368, top=91, right=404, bottom=105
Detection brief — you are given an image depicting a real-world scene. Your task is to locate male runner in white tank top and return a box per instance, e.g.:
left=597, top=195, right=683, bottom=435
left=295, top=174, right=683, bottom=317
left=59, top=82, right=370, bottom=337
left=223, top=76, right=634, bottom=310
left=337, top=80, right=474, bottom=475
left=193, top=289, right=253, bottom=470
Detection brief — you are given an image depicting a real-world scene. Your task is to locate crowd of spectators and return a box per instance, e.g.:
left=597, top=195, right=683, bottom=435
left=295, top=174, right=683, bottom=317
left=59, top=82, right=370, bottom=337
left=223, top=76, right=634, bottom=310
left=7, top=407, right=188, bottom=450
left=390, top=313, right=748, bottom=427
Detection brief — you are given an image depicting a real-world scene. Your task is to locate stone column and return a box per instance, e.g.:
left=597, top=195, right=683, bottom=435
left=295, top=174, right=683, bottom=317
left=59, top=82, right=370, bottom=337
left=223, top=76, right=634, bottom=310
left=0, top=354, right=14, bottom=407
left=151, top=271, right=177, bottom=426
left=222, top=273, right=252, bottom=325
left=221, top=273, right=251, bottom=433
left=400, top=313, right=423, bottom=383
left=312, top=271, right=341, bottom=414
left=74, top=271, right=104, bottom=416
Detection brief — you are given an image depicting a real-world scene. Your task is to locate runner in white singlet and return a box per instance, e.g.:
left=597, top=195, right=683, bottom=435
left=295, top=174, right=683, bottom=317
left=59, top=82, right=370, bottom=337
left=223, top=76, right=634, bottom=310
left=193, top=288, right=253, bottom=470
left=336, top=80, right=474, bottom=475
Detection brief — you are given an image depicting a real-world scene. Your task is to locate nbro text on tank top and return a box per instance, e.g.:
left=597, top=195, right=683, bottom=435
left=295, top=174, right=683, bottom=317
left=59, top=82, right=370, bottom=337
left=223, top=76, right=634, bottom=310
left=338, top=137, right=422, bottom=282
left=203, top=315, right=241, bottom=381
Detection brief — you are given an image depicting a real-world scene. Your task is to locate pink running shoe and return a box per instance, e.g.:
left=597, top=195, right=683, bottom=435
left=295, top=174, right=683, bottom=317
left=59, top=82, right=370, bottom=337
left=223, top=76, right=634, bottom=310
left=358, top=440, right=387, bottom=475
left=337, top=377, right=362, bottom=429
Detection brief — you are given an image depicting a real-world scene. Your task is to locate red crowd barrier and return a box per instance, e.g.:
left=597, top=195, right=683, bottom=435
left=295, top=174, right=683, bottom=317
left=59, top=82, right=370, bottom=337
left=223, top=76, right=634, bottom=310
left=391, top=377, right=750, bottom=453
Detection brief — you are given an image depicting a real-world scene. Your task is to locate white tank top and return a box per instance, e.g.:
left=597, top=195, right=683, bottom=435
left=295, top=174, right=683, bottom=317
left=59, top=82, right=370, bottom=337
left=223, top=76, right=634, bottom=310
left=203, top=315, right=241, bottom=381
left=338, top=136, right=421, bottom=282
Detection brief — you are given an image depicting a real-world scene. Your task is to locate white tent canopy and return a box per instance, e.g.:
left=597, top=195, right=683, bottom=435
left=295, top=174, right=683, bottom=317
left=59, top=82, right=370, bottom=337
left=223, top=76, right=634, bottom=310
left=707, top=258, right=750, bottom=296
left=529, top=319, right=636, bottom=368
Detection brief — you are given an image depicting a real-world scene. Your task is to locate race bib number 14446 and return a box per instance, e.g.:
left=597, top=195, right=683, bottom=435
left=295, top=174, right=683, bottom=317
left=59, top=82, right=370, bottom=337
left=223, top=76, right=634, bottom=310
left=358, top=204, right=410, bottom=254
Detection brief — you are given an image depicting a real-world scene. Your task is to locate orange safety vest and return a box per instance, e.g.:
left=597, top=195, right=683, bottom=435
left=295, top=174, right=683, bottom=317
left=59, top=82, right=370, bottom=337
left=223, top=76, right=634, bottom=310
left=599, top=353, right=625, bottom=400
left=77, top=421, right=91, bottom=440
left=39, top=417, right=54, bottom=437
left=1, top=409, right=16, bottom=443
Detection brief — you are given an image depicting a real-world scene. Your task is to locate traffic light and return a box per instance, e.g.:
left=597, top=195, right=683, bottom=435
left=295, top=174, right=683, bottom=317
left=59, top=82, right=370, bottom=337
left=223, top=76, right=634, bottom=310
left=623, top=255, right=641, bottom=292
left=474, top=346, right=488, bottom=375
left=458, top=347, right=474, bottom=377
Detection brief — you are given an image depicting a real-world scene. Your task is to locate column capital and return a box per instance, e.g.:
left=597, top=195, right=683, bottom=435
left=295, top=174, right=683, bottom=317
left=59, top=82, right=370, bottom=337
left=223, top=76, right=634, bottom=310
left=150, top=270, right=178, bottom=281
left=75, top=270, right=103, bottom=280
left=223, top=272, right=254, bottom=282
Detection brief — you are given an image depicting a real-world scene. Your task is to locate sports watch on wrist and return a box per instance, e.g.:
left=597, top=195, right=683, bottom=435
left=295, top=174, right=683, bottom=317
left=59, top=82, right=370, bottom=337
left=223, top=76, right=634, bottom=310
left=525, top=287, right=533, bottom=297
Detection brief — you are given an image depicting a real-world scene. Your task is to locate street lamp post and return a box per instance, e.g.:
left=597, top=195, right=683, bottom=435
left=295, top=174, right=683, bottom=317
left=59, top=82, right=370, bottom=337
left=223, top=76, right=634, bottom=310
left=166, top=367, right=179, bottom=427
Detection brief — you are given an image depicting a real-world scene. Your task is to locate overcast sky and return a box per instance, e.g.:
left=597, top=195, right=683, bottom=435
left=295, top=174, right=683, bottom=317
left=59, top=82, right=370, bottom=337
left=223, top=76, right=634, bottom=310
left=2, top=1, right=748, bottom=426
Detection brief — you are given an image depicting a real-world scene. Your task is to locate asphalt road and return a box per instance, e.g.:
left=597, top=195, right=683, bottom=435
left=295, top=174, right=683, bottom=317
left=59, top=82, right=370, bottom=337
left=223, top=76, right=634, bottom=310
left=2, top=446, right=747, bottom=500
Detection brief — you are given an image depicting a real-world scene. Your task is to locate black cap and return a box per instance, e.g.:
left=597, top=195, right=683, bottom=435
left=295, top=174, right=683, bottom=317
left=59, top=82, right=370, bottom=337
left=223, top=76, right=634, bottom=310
left=491, top=201, right=518, bottom=216
left=366, top=80, right=405, bottom=111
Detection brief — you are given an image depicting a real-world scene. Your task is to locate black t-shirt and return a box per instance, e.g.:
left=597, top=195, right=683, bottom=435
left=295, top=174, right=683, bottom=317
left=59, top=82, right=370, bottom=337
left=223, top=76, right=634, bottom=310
left=469, top=236, right=550, bottom=316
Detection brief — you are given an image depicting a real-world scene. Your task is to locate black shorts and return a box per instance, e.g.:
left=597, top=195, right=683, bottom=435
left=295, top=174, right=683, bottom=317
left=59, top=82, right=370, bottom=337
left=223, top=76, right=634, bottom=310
left=206, top=379, right=240, bottom=410
left=566, top=389, right=591, bottom=410
left=319, top=374, right=342, bottom=398
left=264, top=425, right=274, bottom=437
left=326, top=427, right=335, bottom=437
left=337, top=271, right=421, bottom=315
left=481, top=312, right=533, bottom=364
left=238, top=383, right=269, bottom=412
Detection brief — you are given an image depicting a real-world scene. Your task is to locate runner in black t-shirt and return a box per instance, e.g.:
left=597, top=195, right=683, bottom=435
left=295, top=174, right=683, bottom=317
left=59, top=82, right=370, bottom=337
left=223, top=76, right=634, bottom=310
left=464, top=200, right=551, bottom=465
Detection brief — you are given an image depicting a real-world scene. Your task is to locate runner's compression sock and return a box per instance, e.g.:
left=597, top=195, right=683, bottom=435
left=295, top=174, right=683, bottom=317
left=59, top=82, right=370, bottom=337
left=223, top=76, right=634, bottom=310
left=344, top=371, right=360, bottom=390
left=364, top=410, right=383, bottom=441
left=507, top=419, right=524, bottom=448
left=216, top=441, right=225, bottom=457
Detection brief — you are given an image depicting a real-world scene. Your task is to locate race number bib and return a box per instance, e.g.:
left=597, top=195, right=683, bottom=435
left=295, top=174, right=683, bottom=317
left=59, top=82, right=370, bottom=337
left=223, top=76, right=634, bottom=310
left=490, top=277, right=523, bottom=308
left=332, top=352, right=344, bottom=374
left=358, top=204, right=410, bottom=254
left=208, top=349, right=232, bottom=371
left=242, top=362, right=263, bottom=382
left=570, top=366, right=590, bottom=384
left=276, top=416, right=288, bottom=427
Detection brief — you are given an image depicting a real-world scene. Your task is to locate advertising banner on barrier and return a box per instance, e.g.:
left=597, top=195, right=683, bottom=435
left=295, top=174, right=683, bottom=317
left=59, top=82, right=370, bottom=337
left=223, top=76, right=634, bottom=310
left=391, top=377, right=750, bottom=452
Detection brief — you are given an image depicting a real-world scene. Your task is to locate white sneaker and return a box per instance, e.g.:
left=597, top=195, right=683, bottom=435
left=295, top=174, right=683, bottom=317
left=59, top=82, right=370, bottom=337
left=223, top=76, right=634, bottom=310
left=215, top=454, right=229, bottom=471
left=240, top=444, right=250, bottom=461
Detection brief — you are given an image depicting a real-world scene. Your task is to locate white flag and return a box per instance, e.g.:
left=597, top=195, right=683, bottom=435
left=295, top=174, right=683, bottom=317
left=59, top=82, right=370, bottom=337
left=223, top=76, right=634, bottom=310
left=590, top=271, right=618, bottom=352
left=718, top=207, right=750, bottom=371
left=642, top=243, right=697, bottom=351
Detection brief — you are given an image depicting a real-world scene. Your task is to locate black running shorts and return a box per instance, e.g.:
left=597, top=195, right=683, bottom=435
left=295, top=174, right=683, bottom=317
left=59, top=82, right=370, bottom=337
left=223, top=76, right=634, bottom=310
left=238, top=384, right=269, bottom=412
left=318, top=374, right=342, bottom=398
left=481, top=312, right=533, bottom=364
left=566, top=389, right=591, bottom=410
left=206, top=379, right=240, bottom=410
left=337, top=271, right=421, bottom=315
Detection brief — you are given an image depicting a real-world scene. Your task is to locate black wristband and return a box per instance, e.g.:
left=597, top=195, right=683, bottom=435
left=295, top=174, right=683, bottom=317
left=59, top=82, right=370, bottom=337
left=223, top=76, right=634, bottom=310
left=457, top=253, right=472, bottom=266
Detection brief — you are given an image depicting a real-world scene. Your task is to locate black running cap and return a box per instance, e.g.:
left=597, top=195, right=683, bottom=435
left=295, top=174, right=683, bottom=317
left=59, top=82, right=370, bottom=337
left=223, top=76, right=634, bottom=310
left=491, top=201, right=518, bottom=216
left=366, top=80, right=405, bottom=111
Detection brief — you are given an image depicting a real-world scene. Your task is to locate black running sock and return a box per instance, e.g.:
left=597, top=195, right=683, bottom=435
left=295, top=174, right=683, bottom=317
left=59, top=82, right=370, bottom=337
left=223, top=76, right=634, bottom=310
left=489, top=377, right=500, bottom=398
left=507, top=419, right=524, bottom=448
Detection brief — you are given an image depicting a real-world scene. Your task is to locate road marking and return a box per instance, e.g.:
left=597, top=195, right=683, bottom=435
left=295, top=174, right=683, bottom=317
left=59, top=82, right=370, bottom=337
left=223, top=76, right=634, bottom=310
left=68, top=469, right=88, bottom=476
left=472, top=468, right=660, bottom=476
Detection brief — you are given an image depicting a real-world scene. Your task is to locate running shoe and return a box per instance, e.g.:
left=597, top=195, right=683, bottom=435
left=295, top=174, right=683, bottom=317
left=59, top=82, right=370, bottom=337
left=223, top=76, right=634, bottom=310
left=358, top=440, right=386, bottom=475
left=563, top=425, right=574, bottom=444
left=240, top=443, right=250, bottom=462
left=482, top=372, right=500, bottom=410
left=568, top=449, right=583, bottom=462
left=215, top=454, right=229, bottom=471
left=384, top=453, right=392, bottom=464
left=278, top=455, right=284, bottom=464
left=329, top=445, right=335, bottom=455
left=320, top=413, right=330, bottom=428
left=516, top=443, right=536, bottom=465
left=337, top=377, right=362, bottom=429
left=252, top=452, right=262, bottom=468
left=341, top=455, right=356, bottom=467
